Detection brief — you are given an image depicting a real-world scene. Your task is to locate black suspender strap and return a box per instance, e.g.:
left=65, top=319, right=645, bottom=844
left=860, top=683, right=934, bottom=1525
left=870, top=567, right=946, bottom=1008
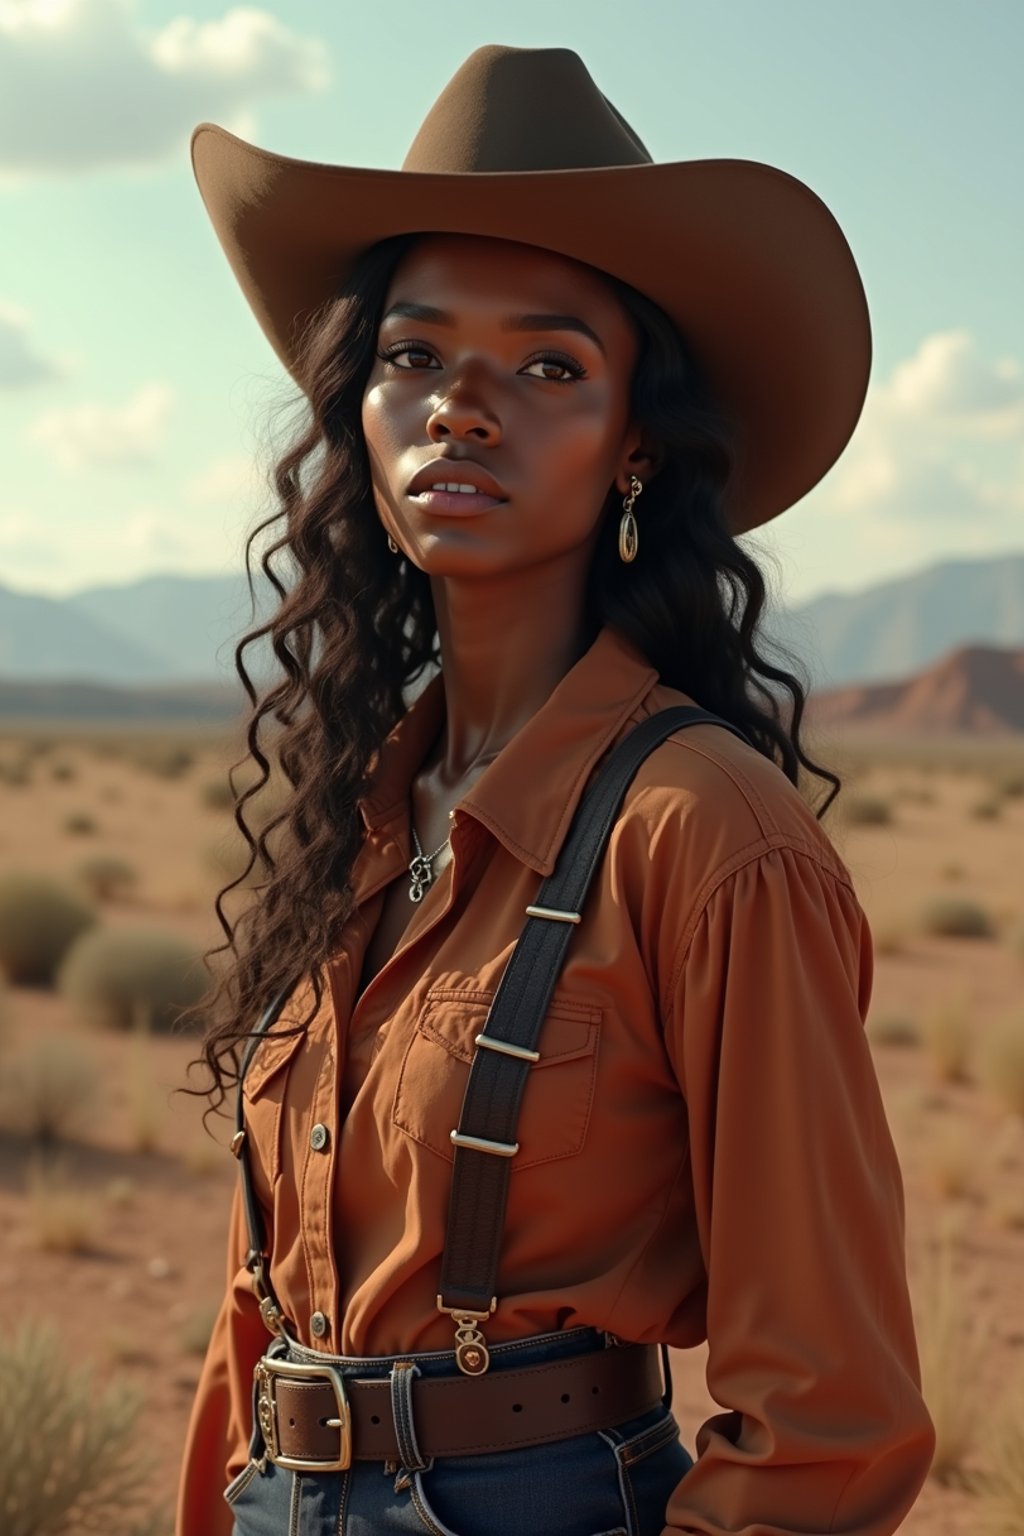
left=232, top=977, right=301, bottom=1338
left=436, top=704, right=754, bottom=1373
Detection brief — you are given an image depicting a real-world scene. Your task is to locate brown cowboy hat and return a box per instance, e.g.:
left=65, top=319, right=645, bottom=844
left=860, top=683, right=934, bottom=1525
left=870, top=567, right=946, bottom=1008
left=190, top=43, right=870, bottom=536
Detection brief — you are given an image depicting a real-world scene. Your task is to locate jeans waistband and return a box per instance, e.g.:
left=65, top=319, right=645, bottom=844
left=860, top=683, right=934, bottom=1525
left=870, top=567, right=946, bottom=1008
left=278, top=1324, right=618, bottom=1380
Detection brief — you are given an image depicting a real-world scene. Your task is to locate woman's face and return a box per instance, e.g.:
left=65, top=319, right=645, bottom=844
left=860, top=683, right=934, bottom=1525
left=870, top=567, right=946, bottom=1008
left=361, top=234, right=644, bottom=575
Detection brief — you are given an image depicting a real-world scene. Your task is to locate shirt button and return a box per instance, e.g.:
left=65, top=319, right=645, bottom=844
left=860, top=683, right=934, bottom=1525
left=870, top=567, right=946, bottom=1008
left=309, top=1122, right=330, bottom=1152
left=310, top=1311, right=329, bottom=1339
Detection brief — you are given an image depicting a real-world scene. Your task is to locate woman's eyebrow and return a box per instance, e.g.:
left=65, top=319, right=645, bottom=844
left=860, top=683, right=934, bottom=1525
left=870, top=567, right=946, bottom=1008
left=381, top=301, right=606, bottom=357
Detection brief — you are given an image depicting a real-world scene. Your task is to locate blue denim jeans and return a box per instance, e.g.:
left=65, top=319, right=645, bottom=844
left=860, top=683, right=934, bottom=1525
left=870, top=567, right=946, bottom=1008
left=225, top=1325, right=695, bottom=1536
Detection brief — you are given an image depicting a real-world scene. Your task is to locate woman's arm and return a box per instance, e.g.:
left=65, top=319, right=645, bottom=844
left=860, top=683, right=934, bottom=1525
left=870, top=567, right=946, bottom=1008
left=175, top=1179, right=269, bottom=1536
left=659, top=843, right=935, bottom=1536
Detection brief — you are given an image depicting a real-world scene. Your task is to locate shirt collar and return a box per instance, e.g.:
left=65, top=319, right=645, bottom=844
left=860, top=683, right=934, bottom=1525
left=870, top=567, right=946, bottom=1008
left=356, top=622, right=660, bottom=876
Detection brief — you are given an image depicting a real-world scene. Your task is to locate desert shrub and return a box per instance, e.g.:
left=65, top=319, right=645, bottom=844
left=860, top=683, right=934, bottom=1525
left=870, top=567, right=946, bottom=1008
left=73, top=854, right=140, bottom=904
left=923, top=997, right=974, bottom=1084
left=0, top=1318, right=163, bottom=1536
left=200, top=776, right=235, bottom=810
left=842, top=794, right=893, bottom=826
left=920, top=896, right=996, bottom=939
left=63, top=811, right=98, bottom=835
left=0, top=1037, right=101, bottom=1143
left=179, top=1299, right=220, bottom=1356
left=978, top=1014, right=1024, bottom=1119
left=916, top=1216, right=996, bottom=1486
left=990, top=769, right=1024, bottom=800
left=24, top=1156, right=104, bottom=1254
left=0, top=872, right=97, bottom=986
left=50, top=760, right=77, bottom=781
left=866, top=1012, right=920, bottom=1048
left=970, top=796, right=1003, bottom=821
left=57, top=926, right=206, bottom=1033
left=132, top=745, right=194, bottom=780
left=963, top=1368, right=1024, bottom=1534
left=0, top=757, right=31, bottom=786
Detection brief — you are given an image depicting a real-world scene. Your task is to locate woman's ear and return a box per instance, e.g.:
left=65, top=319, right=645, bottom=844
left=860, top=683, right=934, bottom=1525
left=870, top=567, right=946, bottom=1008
left=615, top=435, right=662, bottom=496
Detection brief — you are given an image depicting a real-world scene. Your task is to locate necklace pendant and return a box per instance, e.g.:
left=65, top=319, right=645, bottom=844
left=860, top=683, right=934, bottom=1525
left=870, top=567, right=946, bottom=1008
left=409, top=853, right=433, bottom=903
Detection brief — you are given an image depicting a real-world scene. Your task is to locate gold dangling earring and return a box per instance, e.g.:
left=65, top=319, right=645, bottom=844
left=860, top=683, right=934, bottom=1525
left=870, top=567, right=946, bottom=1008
left=387, top=533, right=399, bottom=554
left=618, top=474, right=642, bottom=563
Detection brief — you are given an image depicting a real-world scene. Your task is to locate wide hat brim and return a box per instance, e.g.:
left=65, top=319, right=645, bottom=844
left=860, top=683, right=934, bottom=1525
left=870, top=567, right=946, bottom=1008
left=191, top=124, right=870, bottom=537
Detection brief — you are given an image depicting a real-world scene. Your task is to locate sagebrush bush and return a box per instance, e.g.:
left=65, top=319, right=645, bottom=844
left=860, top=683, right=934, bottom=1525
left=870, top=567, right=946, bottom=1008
left=57, top=926, right=206, bottom=1033
left=0, top=1318, right=163, bottom=1536
left=63, top=811, right=98, bottom=835
left=132, top=745, right=194, bottom=779
left=842, top=793, right=893, bottom=826
left=73, top=854, right=140, bottom=904
left=0, top=1036, right=101, bottom=1143
left=920, top=895, right=996, bottom=939
left=200, top=776, right=235, bottom=810
left=0, top=871, right=97, bottom=986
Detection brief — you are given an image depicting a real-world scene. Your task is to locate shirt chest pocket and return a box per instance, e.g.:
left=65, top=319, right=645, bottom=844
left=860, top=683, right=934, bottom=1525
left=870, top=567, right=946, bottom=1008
left=392, top=986, right=601, bottom=1172
left=241, top=1028, right=307, bottom=1189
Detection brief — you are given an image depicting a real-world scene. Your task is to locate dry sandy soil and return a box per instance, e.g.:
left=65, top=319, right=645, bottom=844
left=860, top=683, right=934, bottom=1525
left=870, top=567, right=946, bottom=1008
left=0, top=726, right=1022, bottom=1535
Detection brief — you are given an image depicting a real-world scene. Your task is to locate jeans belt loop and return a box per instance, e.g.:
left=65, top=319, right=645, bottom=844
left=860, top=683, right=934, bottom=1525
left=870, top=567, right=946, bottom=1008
left=389, top=1359, right=431, bottom=1473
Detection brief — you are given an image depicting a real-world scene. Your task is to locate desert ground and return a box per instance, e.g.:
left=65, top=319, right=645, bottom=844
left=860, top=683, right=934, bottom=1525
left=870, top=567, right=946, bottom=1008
left=0, top=723, right=1021, bottom=1536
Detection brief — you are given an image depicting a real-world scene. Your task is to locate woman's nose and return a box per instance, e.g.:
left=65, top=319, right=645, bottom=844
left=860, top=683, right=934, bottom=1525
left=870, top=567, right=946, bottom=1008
left=426, top=374, right=502, bottom=443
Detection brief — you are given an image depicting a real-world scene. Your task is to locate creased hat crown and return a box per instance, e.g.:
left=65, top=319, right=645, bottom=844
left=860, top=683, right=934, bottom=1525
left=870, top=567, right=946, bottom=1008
left=402, top=45, right=652, bottom=174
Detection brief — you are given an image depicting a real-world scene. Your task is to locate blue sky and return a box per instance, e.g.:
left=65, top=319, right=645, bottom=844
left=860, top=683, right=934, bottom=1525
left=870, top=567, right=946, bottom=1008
left=2, top=0, right=1022, bottom=607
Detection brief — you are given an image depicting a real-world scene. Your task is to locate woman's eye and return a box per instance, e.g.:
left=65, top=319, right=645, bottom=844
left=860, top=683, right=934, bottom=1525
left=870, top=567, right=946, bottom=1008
left=520, top=354, right=586, bottom=383
left=377, top=343, right=438, bottom=370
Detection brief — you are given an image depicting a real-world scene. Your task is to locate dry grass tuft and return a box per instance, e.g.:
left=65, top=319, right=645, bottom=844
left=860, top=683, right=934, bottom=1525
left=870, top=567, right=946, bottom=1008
left=24, top=1157, right=104, bottom=1254
left=925, top=1122, right=978, bottom=1201
left=922, top=995, right=974, bottom=1084
left=0, top=1318, right=163, bottom=1536
left=978, top=1014, right=1024, bottom=1119
left=0, top=1036, right=101, bottom=1143
left=63, top=810, right=99, bottom=835
left=916, top=1212, right=997, bottom=1486
left=962, top=1368, right=1024, bottom=1535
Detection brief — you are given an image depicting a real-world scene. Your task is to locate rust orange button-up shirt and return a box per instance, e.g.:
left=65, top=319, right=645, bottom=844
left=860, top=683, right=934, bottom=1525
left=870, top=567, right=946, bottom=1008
left=177, top=621, right=935, bottom=1536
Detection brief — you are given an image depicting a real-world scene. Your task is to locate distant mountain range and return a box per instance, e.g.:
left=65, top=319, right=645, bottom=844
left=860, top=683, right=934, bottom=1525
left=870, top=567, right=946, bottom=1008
left=807, top=643, right=1024, bottom=736
left=1, top=550, right=1023, bottom=728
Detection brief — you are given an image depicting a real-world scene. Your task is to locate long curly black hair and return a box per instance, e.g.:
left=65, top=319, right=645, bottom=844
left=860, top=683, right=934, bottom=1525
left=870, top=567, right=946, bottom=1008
left=179, top=232, right=839, bottom=1115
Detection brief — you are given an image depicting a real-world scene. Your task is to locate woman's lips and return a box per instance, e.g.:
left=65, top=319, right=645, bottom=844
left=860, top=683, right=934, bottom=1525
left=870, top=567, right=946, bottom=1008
left=408, top=489, right=507, bottom=516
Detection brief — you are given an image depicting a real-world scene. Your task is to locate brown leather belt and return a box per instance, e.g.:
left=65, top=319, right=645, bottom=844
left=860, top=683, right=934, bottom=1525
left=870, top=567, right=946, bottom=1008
left=255, top=1342, right=665, bottom=1472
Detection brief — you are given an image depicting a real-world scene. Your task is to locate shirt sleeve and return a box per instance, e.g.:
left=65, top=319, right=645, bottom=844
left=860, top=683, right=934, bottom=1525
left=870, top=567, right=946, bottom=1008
left=659, top=843, right=936, bottom=1536
left=175, top=1179, right=269, bottom=1536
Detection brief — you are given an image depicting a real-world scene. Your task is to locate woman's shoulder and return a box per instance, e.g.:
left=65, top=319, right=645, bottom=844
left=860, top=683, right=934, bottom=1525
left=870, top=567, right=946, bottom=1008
left=613, top=678, right=855, bottom=893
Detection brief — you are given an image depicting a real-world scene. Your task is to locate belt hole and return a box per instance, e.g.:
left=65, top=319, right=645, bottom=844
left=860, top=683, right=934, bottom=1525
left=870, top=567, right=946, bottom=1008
left=560, top=1393, right=570, bottom=1404
left=288, top=1417, right=296, bottom=1427
left=371, top=1415, right=381, bottom=1425
left=512, top=1403, right=523, bottom=1413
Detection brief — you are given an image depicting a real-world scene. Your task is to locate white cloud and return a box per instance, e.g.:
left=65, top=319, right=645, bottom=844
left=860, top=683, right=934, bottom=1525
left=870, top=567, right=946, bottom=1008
left=747, top=330, right=1024, bottom=607
left=0, top=0, right=329, bottom=177
left=184, top=451, right=265, bottom=508
left=27, top=381, right=173, bottom=468
left=822, top=330, right=1024, bottom=527
left=0, top=300, right=64, bottom=386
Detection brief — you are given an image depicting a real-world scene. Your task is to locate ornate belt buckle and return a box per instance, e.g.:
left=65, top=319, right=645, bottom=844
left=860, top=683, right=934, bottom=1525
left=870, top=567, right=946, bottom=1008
left=254, top=1355, right=352, bottom=1472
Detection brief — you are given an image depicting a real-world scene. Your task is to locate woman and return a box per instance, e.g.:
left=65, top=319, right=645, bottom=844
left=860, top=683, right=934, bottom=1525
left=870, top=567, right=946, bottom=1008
left=177, top=44, right=936, bottom=1536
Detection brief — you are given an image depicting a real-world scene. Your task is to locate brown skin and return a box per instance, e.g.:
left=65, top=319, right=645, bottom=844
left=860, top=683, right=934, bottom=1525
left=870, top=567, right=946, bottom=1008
left=358, top=233, right=655, bottom=979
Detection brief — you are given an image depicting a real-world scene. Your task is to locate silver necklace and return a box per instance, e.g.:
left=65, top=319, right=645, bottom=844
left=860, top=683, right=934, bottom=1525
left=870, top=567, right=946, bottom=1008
left=408, top=822, right=450, bottom=903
